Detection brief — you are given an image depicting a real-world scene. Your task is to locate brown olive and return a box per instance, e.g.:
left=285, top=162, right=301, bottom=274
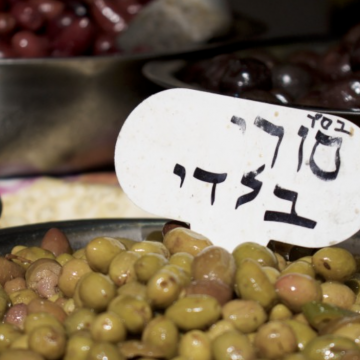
left=0, top=258, right=26, bottom=286
left=40, top=228, right=72, bottom=257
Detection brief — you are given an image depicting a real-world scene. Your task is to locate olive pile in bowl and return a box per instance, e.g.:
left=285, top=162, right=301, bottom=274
left=1, top=221, right=360, bottom=359
left=177, top=23, right=360, bottom=111
left=0, top=0, right=151, bottom=58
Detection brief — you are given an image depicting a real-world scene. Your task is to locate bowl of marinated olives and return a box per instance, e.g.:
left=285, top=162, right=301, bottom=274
left=143, top=23, right=360, bottom=125
left=1, top=217, right=360, bottom=359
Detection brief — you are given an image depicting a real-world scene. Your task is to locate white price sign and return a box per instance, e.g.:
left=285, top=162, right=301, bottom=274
left=115, top=89, right=360, bottom=251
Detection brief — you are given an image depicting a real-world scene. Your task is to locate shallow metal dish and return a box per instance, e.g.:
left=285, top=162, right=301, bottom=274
left=0, top=218, right=360, bottom=256
left=0, top=218, right=168, bottom=255
left=142, top=44, right=360, bottom=125
left=0, top=14, right=265, bottom=178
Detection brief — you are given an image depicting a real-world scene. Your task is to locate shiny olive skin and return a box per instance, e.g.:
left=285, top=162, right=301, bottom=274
left=117, top=281, right=148, bottom=300
left=130, top=240, right=170, bottom=259
left=179, top=330, right=211, bottom=360
left=64, top=308, right=96, bottom=335
left=232, top=242, right=278, bottom=268
left=211, top=330, right=256, bottom=360
left=28, top=325, right=66, bottom=360
left=269, top=303, right=293, bottom=321
left=90, top=311, right=127, bottom=343
left=24, top=312, right=64, bottom=335
left=303, top=334, right=360, bottom=360
left=108, top=251, right=140, bottom=286
left=63, top=331, right=93, bottom=360
left=108, top=295, right=152, bottom=334
left=134, top=253, right=168, bottom=283
left=235, top=258, right=277, bottom=310
left=312, top=247, right=357, bottom=281
left=77, top=272, right=116, bottom=312
left=0, top=323, right=22, bottom=352
left=163, top=228, right=212, bottom=256
left=284, top=319, right=317, bottom=351
left=222, top=299, right=267, bottom=333
left=165, top=295, right=221, bottom=331
left=254, top=321, right=297, bottom=359
left=169, top=252, right=194, bottom=274
left=275, top=273, right=322, bottom=312
left=281, top=260, right=316, bottom=278
left=142, top=316, right=179, bottom=359
left=58, top=258, right=92, bottom=298
left=206, top=320, right=236, bottom=341
left=321, top=281, right=356, bottom=309
left=87, top=341, right=125, bottom=360
left=192, top=246, right=236, bottom=287
left=85, top=236, right=125, bottom=273
left=146, top=269, right=182, bottom=308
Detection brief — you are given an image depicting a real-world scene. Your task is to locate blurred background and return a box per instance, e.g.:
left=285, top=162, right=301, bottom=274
left=0, top=0, right=359, bottom=226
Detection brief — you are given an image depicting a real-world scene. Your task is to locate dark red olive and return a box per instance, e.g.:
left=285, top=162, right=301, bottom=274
left=11, top=1, right=44, bottom=31
left=11, top=30, right=49, bottom=58
left=219, top=57, right=272, bottom=97
left=50, top=16, right=95, bottom=57
left=0, top=12, right=16, bottom=35
left=29, top=0, right=65, bottom=21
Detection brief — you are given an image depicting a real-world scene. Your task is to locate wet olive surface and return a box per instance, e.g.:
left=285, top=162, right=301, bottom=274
left=178, top=23, right=360, bottom=112
left=0, top=222, right=360, bottom=360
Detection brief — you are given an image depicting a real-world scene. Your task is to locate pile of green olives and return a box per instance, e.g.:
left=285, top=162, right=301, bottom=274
left=0, top=222, right=360, bottom=360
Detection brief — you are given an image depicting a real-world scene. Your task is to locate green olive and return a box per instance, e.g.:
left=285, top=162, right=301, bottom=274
left=77, top=272, right=116, bottom=312
left=254, top=321, right=297, bottom=359
left=146, top=269, right=182, bottom=308
left=87, top=341, right=125, bottom=360
left=28, top=325, right=66, bottom=360
left=163, top=228, right=212, bottom=256
left=179, top=330, right=211, bottom=360
left=13, top=247, right=55, bottom=269
left=85, top=237, right=125, bottom=273
left=108, top=251, right=140, bottom=286
left=281, top=260, right=316, bottom=278
left=312, top=247, right=357, bottom=282
left=303, top=334, right=360, bottom=360
left=108, top=295, right=152, bottom=334
left=192, top=246, right=236, bottom=287
left=222, top=299, right=267, bottom=333
left=90, top=311, right=127, bottom=343
left=134, top=253, right=168, bottom=283
left=142, top=315, right=179, bottom=359
left=235, top=258, right=278, bottom=310
left=27, top=298, right=67, bottom=323
left=212, top=330, right=256, bottom=360
left=284, top=319, right=317, bottom=351
left=321, top=281, right=356, bottom=309
left=63, top=331, right=93, bottom=360
left=58, top=258, right=92, bottom=298
left=0, top=324, right=22, bottom=352
left=262, top=266, right=280, bottom=284
left=0, top=349, right=45, bottom=360
left=55, top=253, right=73, bottom=266
left=117, top=281, right=148, bottom=300
left=169, top=252, right=194, bottom=274
left=64, top=308, right=96, bottom=335
left=332, top=323, right=360, bottom=347
left=206, top=320, right=236, bottom=341
left=0, top=287, right=10, bottom=319
left=269, top=303, right=293, bottom=321
left=9, top=288, right=38, bottom=306
left=232, top=242, right=278, bottom=268
left=24, top=312, right=65, bottom=335
left=130, top=241, right=170, bottom=259
left=165, top=295, right=221, bottom=331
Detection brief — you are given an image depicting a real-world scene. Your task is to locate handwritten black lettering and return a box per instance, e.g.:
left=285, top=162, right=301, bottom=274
left=297, top=126, right=309, bottom=172
left=173, top=164, right=186, bottom=188
left=321, top=116, right=332, bottom=130
left=193, top=168, right=227, bottom=205
left=264, top=186, right=317, bottom=228
left=235, top=164, right=265, bottom=209
left=335, top=120, right=351, bottom=135
left=254, top=117, right=284, bottom=168
left=310, top=130, right=342, bottom=181
left=231, top=115, right=246, bottom=134
left=307, top=113, right=322, bottom=128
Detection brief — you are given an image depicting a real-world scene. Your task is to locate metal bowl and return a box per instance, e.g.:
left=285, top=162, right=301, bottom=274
left=0, top=218, right=360, bottom=256
left=0, top=218, right=167, bottom=255
left=0, top=14, right=265, bottom=178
